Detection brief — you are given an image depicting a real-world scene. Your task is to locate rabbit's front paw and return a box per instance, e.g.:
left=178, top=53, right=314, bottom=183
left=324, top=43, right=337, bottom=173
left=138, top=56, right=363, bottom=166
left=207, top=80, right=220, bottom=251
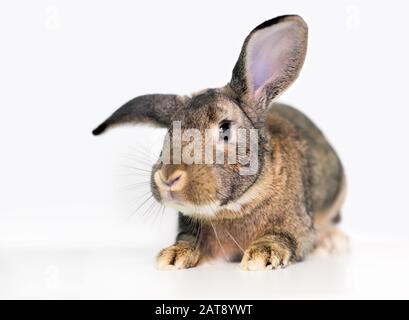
left=240, top=239, right=292, bottom=271
left=156, top=242, right=200, bottom=270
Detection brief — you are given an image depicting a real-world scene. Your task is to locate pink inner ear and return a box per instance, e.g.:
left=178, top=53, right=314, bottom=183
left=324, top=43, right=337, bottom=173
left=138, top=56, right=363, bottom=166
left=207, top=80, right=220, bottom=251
left=247, top=21, right=296, bottom=96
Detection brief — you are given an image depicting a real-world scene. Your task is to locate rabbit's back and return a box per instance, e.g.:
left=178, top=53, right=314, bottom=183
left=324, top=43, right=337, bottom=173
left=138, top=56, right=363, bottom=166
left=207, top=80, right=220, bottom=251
left=269, top=103, right=345, bottom=229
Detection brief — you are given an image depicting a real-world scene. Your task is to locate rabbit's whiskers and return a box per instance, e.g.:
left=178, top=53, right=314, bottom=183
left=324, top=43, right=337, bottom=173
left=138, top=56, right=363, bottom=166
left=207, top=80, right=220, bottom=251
left=120, top=165, right=152, bottom=174
left=210, top=221, right=229, bottom=262
left=128, top=193, right=153, bottom=219
left=225, top=229, right=245, bottom=253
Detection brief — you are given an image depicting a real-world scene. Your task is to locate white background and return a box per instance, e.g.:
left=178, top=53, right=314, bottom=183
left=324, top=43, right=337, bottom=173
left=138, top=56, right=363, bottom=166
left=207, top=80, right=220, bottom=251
left=1, top=0, right=409, bottom=299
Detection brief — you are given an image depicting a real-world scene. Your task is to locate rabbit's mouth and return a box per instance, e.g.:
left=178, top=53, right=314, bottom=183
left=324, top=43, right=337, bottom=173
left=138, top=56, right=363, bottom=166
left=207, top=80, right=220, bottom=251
left=160, top=190, right=184, bottom=205
left=152, top=169, right=188, bottom=203
left=151, top=173, right=192, bottom=211
left=152, top=171, right=219, bottom=218
left=164, top=199, right=221, bottom=218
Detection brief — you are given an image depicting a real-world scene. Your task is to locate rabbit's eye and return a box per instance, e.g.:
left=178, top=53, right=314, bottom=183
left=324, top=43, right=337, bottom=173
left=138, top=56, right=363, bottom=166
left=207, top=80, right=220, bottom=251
left=218, top=121, right=231, bottom=142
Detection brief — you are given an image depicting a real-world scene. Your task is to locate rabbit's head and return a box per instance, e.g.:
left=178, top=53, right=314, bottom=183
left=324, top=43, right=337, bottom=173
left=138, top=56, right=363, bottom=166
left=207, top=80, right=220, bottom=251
left=93, top=15, right=308, bottom=219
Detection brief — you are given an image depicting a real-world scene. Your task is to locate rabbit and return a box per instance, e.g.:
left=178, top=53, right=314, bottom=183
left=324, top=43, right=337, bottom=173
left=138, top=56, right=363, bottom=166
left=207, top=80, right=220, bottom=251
left=93, top=15, right=347, bottom=270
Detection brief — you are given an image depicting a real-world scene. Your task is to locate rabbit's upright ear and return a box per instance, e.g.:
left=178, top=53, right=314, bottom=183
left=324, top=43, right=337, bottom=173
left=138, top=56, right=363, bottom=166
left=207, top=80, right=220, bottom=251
left=92, top=94, right=186, bottom=135
left=230, top=15, right=308, bottom=120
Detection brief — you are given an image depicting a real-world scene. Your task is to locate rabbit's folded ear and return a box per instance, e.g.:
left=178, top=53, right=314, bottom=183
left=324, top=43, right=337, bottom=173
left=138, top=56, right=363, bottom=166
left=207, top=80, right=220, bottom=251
left=230, top=15, right=308, bottom=119
left=92, top=94, right=186, bottom=135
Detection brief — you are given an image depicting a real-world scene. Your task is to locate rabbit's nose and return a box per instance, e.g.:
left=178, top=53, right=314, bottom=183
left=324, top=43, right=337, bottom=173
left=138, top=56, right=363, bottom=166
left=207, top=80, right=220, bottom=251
left=154, top=169, right=187, bottom=192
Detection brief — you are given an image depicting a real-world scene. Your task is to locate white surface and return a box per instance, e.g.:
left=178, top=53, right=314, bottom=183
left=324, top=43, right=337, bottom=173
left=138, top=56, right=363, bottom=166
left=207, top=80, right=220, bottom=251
left=1, top=238, right=409, bottom=300
left=1, top=0, right=409, bottom=299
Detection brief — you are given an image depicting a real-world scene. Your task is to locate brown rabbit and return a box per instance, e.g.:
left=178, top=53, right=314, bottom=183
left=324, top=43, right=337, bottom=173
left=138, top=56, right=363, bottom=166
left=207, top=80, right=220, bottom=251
left=93, top=15, right=347, bottom=270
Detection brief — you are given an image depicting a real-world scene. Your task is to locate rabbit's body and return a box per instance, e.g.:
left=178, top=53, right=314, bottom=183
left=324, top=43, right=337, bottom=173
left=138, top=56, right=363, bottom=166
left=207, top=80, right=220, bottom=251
left=269, top=103, right=345, bottom=230
left=94, top=15, right=347, bottom=270
left=168, top=102, right=345, bottom=267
